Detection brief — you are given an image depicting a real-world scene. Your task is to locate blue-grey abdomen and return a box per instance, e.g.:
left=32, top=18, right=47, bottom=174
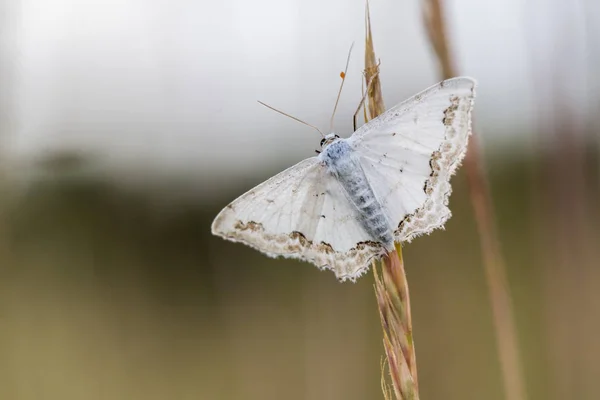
left=320, top=139, right=394, bottom=248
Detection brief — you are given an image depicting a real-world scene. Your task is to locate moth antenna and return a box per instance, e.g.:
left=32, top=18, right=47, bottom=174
left=257, top=100, right=325, bottom=138
left=329, top=42, right=354, bottom=133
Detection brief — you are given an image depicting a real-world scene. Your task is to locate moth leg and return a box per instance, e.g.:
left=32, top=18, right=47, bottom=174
left=353, top=70, right=380, bottom=131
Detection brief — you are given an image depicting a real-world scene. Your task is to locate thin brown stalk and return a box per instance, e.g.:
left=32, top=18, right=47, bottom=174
left=422, top=1, right=528, bottom=400
left=364, top=1, right=386, bottom=119
left=373, top=245, right=419, bottom=400
left=364, top=3, right=419, bottom=398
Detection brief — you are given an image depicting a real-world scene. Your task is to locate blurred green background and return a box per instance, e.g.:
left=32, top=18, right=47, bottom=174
left=1, top=0, right=600, bottom=399
left=0, top=154, right=598, bottom=400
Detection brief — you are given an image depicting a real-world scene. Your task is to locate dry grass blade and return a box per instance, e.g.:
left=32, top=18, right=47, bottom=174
left=421, top=0, right=456, bottom=80
left=373, top=245, right=419, bottom=400
left=422, top=1, right=528, bottom=400
left=364, top=3, right=419, bottom=399
left=364, top=1, right=386, bottom=120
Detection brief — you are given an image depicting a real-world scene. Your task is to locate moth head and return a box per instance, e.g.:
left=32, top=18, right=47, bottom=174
left=320, top=133, right=340, bottom=148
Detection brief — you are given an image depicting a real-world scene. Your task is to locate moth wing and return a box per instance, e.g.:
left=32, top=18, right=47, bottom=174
left=211, top=157, right=386, bottom=281
left=348, top=77, right=476, bottom=242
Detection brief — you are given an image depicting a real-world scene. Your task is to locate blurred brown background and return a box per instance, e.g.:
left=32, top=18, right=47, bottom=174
left=1, top=0, right=599, bottom=399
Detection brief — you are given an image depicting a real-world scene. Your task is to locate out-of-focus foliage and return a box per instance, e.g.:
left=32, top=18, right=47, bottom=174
left=0, top=154, right=598, bottom=400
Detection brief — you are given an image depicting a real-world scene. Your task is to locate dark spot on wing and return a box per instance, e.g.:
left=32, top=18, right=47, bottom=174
left=318, top=241, right=334, bottom=254
left=442, top=96, right=460, bottom=126
left=423, top=181, right=433, bottom=195
left=234, top=220, right=263, bottom=232
left=290, top=231, right=310, bottom=246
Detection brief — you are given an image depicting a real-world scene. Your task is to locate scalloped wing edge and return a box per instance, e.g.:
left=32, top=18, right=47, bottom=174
left=394, top=77, right=476, bottom=242
left=212, top=219, right=386, bottom=282
left=211, top=218, right=386, bottom=282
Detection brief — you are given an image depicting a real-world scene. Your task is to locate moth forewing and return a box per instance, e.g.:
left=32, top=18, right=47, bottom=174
left=211, top=77, right=476, bottom=281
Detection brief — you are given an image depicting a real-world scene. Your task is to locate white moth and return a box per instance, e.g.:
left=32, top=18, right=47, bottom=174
left=212, top=77, right=476, bottom=282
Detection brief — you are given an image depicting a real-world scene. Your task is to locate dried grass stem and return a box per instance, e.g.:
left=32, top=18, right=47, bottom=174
left=422, top=1, right=528, bottom=399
